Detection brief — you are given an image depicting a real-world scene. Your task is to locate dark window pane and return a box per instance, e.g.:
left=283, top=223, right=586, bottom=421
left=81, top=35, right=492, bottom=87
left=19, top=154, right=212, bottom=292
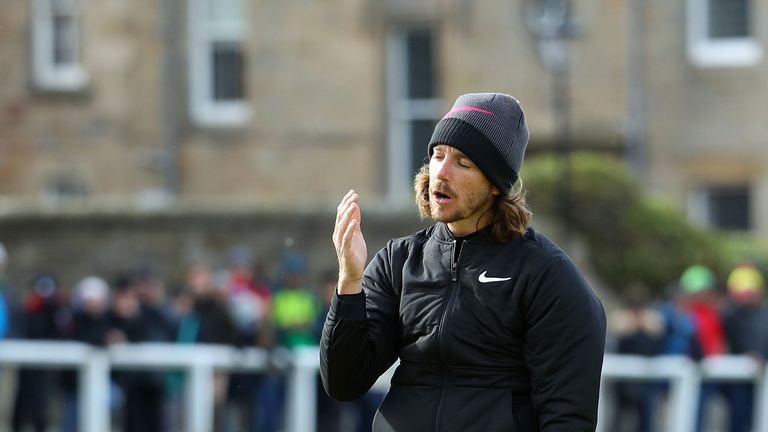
left=406, top=30, right=435, bottom=99
left=212, top=42, right=244, bottom=101
left=410, top=119, right=437, bottom=177
left=708, top=185, right=751, bottom=231
left=709, top=0, right=749, bottom=38
left=52, top=15, right=78, bottom=65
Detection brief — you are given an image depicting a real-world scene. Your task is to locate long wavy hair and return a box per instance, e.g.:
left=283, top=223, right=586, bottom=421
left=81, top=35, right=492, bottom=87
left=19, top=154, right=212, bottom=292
left=413, top=165, right=532, bottom=243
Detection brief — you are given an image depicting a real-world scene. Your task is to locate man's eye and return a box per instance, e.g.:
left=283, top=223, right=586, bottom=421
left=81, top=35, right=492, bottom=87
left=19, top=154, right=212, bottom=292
left=458, top=160, right=471, bottom=168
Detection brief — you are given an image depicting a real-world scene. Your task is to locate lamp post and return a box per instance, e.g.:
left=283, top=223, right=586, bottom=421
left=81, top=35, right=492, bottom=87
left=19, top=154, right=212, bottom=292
left=522, top=0, right=581, bottom=242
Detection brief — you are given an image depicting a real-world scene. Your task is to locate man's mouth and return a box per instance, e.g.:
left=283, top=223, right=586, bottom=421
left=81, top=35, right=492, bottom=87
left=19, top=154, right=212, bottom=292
left=431, top=190, right=453, bottom=204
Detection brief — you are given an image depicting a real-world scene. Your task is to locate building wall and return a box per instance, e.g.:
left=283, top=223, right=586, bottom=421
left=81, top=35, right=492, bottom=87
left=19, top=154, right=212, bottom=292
left=645, top=0, right=768, bottom=236
left=0, top=0, right=166, bottom=201
left=0, top=0, right=632, bottom=205
left=1, top=0, right=767, bottom=237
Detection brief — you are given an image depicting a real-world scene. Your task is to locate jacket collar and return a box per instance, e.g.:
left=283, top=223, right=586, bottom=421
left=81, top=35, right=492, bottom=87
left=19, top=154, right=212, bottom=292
left=433, top=222, right=497, bottom=245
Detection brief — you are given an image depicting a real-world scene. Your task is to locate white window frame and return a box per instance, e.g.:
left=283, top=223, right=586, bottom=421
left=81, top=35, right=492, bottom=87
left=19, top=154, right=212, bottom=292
left=686, top=0, right=762, bottom=67
left=31, top=0, right=88, bottom=91
left=188, top=0, right=251, bottom=127
left=386, top=26, right=440, bottom=202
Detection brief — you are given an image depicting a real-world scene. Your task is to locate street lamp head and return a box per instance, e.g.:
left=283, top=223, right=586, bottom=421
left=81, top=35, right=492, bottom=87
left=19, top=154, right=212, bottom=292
left=524, top=0, right=582, bottom=40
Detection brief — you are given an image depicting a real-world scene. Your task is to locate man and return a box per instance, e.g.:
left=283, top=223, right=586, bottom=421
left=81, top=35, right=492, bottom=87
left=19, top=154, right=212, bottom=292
left=720, top=263, right=768, bottom=432
left=320, top=93, right=607, bottom=431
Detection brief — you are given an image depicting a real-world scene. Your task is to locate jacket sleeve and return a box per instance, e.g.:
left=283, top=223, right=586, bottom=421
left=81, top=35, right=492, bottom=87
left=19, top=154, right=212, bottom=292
left=523, top=257, right=606, bottom=431
left=320, top=242, right=401, bottom=401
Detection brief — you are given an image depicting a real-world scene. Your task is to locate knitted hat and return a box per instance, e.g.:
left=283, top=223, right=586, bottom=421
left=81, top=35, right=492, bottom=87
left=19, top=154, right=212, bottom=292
left=679, top=265, right=715, bottom=294
left=428, top=93, right=529, bottom=195
left=727, top=263, right=764, bottom=299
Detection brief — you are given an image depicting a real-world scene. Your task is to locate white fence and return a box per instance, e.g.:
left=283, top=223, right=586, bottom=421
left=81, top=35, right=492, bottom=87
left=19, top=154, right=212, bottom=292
left=1, top=341, right=767, bottom=432
left=599, top=354, right=768, bottom=432
left=0, top=341, right=313, bottom=432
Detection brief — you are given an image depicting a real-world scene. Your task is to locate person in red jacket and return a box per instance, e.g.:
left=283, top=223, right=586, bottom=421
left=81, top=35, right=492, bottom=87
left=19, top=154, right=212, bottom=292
left=679, top=264, right=726, bottom=432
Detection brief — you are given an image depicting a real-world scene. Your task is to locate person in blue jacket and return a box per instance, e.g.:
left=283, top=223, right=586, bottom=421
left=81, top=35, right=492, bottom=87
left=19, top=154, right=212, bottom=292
left=0, top=242, right=10, bottom=339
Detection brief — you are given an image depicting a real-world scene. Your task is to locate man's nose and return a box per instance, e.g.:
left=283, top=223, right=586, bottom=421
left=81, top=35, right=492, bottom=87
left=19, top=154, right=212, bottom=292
left=434, top=159, right=451, bottom=180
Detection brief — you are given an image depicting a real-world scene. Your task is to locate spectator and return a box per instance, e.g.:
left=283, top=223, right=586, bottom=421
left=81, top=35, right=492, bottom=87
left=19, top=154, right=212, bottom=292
left=131, top=270, right=176, bottom=431
left=609, top=298, right=664, bottom=432
left=658, top=291, right=700, bottom=359
left=222, top=245, right=274, bottom=432
left=259, top=252, right=320, bottom=432
left=12, top=273, right=68, bottom=432
left=272, top=252, right=320, bottom=349
left=223, top=244, right=272, bottom=347
left=678, top=264, right=727, bottom=432
left=60, top=276, right=112, bottom=432
left=720, top=263, right=768, bottom=432
left=106, top=276, right=163, bottom=432
left=167, top=263, right=238, bottom=432
left=134, top=270, right=176, bottom=342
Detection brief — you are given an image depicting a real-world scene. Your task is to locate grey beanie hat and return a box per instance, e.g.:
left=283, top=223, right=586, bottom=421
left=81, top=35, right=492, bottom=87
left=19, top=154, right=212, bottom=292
left=428, top=93, right=529, bottom=195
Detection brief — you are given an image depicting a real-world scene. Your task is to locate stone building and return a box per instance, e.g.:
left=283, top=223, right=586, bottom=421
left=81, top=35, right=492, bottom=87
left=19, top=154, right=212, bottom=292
left=0, top=0, right=766, bottom=282
left=0, top=0, right=629, bottom=207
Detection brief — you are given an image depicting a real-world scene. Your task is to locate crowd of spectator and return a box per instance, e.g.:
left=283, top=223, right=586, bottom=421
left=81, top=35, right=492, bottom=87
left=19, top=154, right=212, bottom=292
left=0, top=241, right=383, bottom=432
left=608, top=262, right=768, bottom=432
left=6, top=236, right=766, bottom=432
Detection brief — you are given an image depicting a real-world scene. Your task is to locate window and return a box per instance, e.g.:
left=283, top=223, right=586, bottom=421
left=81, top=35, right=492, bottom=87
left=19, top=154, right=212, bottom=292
left=188, top=0, right=250, bottom=126
left=687, top=0, right=761, bottom=67
left=40, top=174, right=88, bottom=206
left=31, top=0, right=88, bottom=91
left=689, top=185, right=752, bottom=231
left=386, top=27, right=440, bottom=201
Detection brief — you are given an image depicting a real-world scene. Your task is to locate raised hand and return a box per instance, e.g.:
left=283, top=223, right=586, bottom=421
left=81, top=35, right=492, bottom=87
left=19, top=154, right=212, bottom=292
left=332, top=189, right=367, bottom=295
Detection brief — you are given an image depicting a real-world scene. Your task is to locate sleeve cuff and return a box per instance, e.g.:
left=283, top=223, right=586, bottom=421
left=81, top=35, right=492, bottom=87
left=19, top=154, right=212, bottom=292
left=331, top=289, right=367, bottom=321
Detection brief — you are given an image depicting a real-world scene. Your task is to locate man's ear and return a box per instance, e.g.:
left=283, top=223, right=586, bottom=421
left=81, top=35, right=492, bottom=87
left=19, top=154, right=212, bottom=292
left=491, top=185, right=501, bottom=196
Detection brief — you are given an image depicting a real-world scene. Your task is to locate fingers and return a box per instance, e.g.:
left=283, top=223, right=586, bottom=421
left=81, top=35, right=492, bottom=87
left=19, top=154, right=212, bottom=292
left=333, top=189, right=361, bottom=250
left=341, top=217, right=359, bottom=255
left=335, top=201, right=360, bottom=250
left=335, top=189, right=357, bottom=225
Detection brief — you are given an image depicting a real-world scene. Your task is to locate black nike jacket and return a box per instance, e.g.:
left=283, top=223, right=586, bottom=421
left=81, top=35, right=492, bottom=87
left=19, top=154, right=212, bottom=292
left=320, top=223, right=606, bottom=431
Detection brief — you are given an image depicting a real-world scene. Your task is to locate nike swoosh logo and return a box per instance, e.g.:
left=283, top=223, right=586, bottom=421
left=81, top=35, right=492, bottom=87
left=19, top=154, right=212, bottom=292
left=478, top=271, right=511, bottom=283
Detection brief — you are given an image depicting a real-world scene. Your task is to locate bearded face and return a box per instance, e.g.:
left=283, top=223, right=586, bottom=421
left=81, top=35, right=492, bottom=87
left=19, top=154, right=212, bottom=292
left=428, top=145, right=498, bottom=235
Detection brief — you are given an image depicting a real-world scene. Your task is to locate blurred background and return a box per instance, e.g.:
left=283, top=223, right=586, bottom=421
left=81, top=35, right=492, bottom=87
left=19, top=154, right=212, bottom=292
left=1, top=0, right=767, bottom=431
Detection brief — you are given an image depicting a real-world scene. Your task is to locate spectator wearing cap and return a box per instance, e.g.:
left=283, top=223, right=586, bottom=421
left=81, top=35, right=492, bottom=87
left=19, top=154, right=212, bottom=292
left=720, top=263, right=768, bottom=432
left=60, top=276, right=112, bottom=432
left=679, top=265, right=726, bottom=358
left=678, top=264, right=727, bottom=432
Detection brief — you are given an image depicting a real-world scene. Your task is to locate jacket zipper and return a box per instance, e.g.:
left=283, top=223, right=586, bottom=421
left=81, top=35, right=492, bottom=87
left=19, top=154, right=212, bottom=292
left=433, top=240, right=462, bottom=432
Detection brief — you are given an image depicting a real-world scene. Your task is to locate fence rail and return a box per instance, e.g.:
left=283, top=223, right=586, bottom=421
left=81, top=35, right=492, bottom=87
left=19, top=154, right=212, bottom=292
left=1, top=341, right=767, bottom=432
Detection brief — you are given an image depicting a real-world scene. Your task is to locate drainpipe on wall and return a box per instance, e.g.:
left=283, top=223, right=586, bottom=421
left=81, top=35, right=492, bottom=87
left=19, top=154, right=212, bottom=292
left=626, top=0, right=647, bottom=180
left=159, top=0, right=183, bottom=199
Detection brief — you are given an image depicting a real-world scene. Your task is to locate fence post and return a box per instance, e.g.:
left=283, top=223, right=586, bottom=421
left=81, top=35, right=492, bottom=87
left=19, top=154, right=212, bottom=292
left=285, top=346, right=319, bottom=432
left=596, top=377, right=608, bottom=432
left=185, top=362, right=215, bottom=432
left=80, top=349, right=110, bottom=432
left=660, top=356, right=698, bottom=432
left=757, top=366, right=768, bottom=432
